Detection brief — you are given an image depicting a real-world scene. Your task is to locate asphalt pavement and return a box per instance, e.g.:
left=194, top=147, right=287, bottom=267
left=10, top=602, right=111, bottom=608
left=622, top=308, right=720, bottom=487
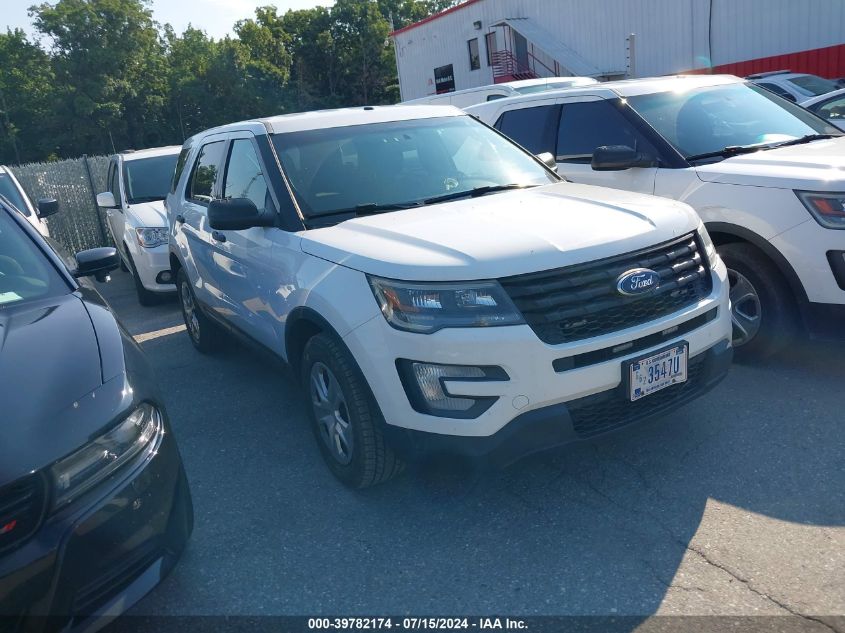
left=98, top=270, right=844, bottom=626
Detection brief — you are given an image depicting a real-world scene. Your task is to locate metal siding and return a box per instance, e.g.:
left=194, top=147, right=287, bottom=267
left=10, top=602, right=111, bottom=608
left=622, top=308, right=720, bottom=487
left=393, top=0, right=845, bottom=100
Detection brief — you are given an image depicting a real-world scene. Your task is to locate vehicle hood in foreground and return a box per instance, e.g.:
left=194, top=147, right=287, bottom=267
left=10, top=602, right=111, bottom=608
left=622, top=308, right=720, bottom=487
left=126, top=199, right=167, bottom=227
left=299, top=182, right=699, bottom=280
left=695, top=136, right=845, bottom=190
left=0, top=290, right=138, bottom=484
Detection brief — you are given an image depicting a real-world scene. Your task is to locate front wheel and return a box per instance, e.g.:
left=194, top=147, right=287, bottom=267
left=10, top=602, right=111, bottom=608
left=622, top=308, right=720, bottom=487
left=126, top=250, right=160, bottom=307
left=176, top=268, right=224, bottom=354
left=718, top=243, right=798, bottom=362
left=301, top=334, right=403, bottom=488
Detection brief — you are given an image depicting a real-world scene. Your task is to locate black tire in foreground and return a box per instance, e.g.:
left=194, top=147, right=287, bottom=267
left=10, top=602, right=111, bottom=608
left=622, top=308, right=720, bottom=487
left=301, top=333, right=404, bottom=488
left=176, top=267, right=224, bottom=354
left=718, top=242, right=798, bottom=362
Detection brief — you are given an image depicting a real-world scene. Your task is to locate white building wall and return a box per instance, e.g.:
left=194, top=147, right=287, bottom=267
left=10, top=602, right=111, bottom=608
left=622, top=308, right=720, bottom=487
left=393, top=0, right=845, bottom=101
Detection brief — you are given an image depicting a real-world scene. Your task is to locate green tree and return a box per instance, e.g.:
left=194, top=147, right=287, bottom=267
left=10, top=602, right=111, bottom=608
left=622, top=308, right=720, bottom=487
left=30, top=0, right=171, bottom=155
left=0, top=29, right=56, bottom=163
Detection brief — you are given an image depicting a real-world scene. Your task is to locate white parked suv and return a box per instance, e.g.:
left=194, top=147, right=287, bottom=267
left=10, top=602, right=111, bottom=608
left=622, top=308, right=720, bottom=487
left=97, top=146, right=181, bottom=305
left=0, top=165, right=58, bottom=237
left=167, top=105, right=732, bottom=487
left=467, top=74, right=845, bottom=360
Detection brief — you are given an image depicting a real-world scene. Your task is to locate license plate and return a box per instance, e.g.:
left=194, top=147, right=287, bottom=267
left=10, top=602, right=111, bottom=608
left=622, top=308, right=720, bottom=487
left=628, top=344, right=688, bottom=402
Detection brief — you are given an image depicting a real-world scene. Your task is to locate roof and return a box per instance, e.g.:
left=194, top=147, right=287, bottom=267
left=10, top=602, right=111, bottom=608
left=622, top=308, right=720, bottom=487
left=802, top=86, right=845, bottom=107
left=120, top=145, right=182, bottom=161
left=390, top=0, right=484, bottom=37
left=503, top=77, right=597, bottom=89
left=465, top=75, right=745, bottom=115
left=261, top=105, right=465, bottom=134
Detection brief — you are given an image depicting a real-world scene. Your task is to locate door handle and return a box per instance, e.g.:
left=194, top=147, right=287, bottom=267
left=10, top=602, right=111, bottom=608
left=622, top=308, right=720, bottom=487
left=175, top=214, right=185, bottom=224
left=212, top=230, right=227, bottom=243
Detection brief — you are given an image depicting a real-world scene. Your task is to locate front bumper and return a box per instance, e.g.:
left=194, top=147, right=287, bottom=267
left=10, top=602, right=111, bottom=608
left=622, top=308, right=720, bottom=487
left=385, top=339, right=732, bottom=466
left=344, top=261, right=732, bottom=451
left=126, top=242, right=174, bottom=293
left=0, top=414, right=192, bottom=632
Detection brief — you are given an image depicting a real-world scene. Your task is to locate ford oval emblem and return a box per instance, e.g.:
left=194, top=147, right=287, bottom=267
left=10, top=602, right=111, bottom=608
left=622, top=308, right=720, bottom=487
left=616, top=268, right=661, bottom=296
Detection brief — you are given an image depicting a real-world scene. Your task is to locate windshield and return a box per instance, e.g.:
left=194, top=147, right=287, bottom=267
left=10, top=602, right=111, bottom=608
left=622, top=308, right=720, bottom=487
left=627, top=82, right=841, bottom=160
left=123, top=154, right=179, bottom=204
left=271, top=116, right=558, bottom=219
left=0, top=207, right=68, bottom=306
left=788, top=75, right=839, bottom=97
left=0, top=173, right=32, bottom=217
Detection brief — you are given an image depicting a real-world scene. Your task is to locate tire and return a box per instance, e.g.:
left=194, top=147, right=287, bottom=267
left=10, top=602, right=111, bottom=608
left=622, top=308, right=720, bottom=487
left=119, top=257, right=129, bottom=273
left=126, top=249, right=160, bottom=307
left=176, top=267, right=224, bottom=354
left=301, top=333, right=404, bottom=488
left=718, top=242, right=798, bottom=362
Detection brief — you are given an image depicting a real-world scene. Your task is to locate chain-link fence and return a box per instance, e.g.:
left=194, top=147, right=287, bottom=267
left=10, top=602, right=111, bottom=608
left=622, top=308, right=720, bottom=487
left=10, top=155, right=112, bottom=254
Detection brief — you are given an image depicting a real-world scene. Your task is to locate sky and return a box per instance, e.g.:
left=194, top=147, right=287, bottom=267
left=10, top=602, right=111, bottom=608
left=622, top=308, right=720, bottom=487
left=3, top=0, right=335, bottom=41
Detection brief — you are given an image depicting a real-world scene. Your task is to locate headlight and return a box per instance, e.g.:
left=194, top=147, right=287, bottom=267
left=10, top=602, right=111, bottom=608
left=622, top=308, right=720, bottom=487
left=50, top=403, right=162, bottom=509
left=135, top=227, right=169, bottom=248
left=368, top=276, right=524, bottom=334
left=697, top=223, right=718, bottom=266
left=795, top=191, right=845, bottom=229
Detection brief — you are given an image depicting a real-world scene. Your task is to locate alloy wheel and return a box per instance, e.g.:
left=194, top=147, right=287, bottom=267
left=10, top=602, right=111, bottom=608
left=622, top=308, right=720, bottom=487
left=180, top=280, right=200, bottom=343
left=727, top=268, right=762, bottom=347
left=310, top=361, right=354, bottom=465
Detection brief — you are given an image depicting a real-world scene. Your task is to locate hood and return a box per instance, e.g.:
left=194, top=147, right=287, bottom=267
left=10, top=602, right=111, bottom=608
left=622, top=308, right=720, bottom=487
left=0, top=293, right=103, bottom=481
left=126, top=199, right=167, bottom=227
left=695, top=136, right=845, bottom=190
left=300, top=182, right=699, bottom=280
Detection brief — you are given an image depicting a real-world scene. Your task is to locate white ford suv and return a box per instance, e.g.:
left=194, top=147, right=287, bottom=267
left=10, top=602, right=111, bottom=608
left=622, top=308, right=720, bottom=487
left=167, top=106, right=731, bottom=487
left=467, top=75, right=845, bottom=360
left=97, top=146, right=181, bottom=305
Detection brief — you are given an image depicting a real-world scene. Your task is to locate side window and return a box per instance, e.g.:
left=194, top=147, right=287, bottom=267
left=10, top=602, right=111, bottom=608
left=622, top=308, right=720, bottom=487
left=171, top=147, right=191, bottom=194
left=223, top=139, right=273, bottom=213
left=816, top=96, right=845, bottom=121
left=758, top=82, right=795, bottom=101
left=495, top=105, right=560, bottom=155
left=188, top=141, right=226, bottom=203
left=467, top=38, right=480, bottom=71
left=108, top=161, right=121, bottom=202
left=556, top=100, right=657, bottom=163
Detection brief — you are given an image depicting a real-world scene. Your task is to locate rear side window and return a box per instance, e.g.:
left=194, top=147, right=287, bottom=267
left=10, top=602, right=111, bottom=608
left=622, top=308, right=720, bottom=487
left=556, top=100, right=656, bottom=163
left=223, top=139, right=274, bottom=213
left=495, top=105, right=560, bottom=155
left=188, top=141, right=226, bottom=203
left=171, top=147, right=191, bottom=193
left=757, top=82, right=795, bottom=101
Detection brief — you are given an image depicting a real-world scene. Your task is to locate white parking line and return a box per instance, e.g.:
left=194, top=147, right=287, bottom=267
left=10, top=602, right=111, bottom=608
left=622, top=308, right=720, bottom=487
left=134, top=324, right=187, bottom=344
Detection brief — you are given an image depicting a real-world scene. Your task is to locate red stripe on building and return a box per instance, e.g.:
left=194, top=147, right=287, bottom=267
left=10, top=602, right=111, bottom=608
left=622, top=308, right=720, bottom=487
left=390, top=0, right=485, bottom=37
left=686, top=42, right=845, bottom=79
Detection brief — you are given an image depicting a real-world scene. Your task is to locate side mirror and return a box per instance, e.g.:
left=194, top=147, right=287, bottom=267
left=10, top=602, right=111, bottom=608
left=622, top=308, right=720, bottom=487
left=36, top=198, right=59, bottom=219
left=208, top=198, right=274, bottom=231
left=72, top=247, right=120, bottom=282
left=591, top=145, right=656, bottom=171
left=96, top=191, right=118, bottom=209
left=536, top=152, right=558, bottom=173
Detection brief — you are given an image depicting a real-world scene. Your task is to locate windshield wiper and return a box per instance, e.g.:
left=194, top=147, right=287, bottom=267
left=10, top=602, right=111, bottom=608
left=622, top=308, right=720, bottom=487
left=424, top=184, right=537, bottom=205
left=302, top=202, right=422, bottom=225
left=128, top=196, right=166, bottom=204
left=685, top=145, right=769, bottom=163
left=768, top=133, right=840, bottom=148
